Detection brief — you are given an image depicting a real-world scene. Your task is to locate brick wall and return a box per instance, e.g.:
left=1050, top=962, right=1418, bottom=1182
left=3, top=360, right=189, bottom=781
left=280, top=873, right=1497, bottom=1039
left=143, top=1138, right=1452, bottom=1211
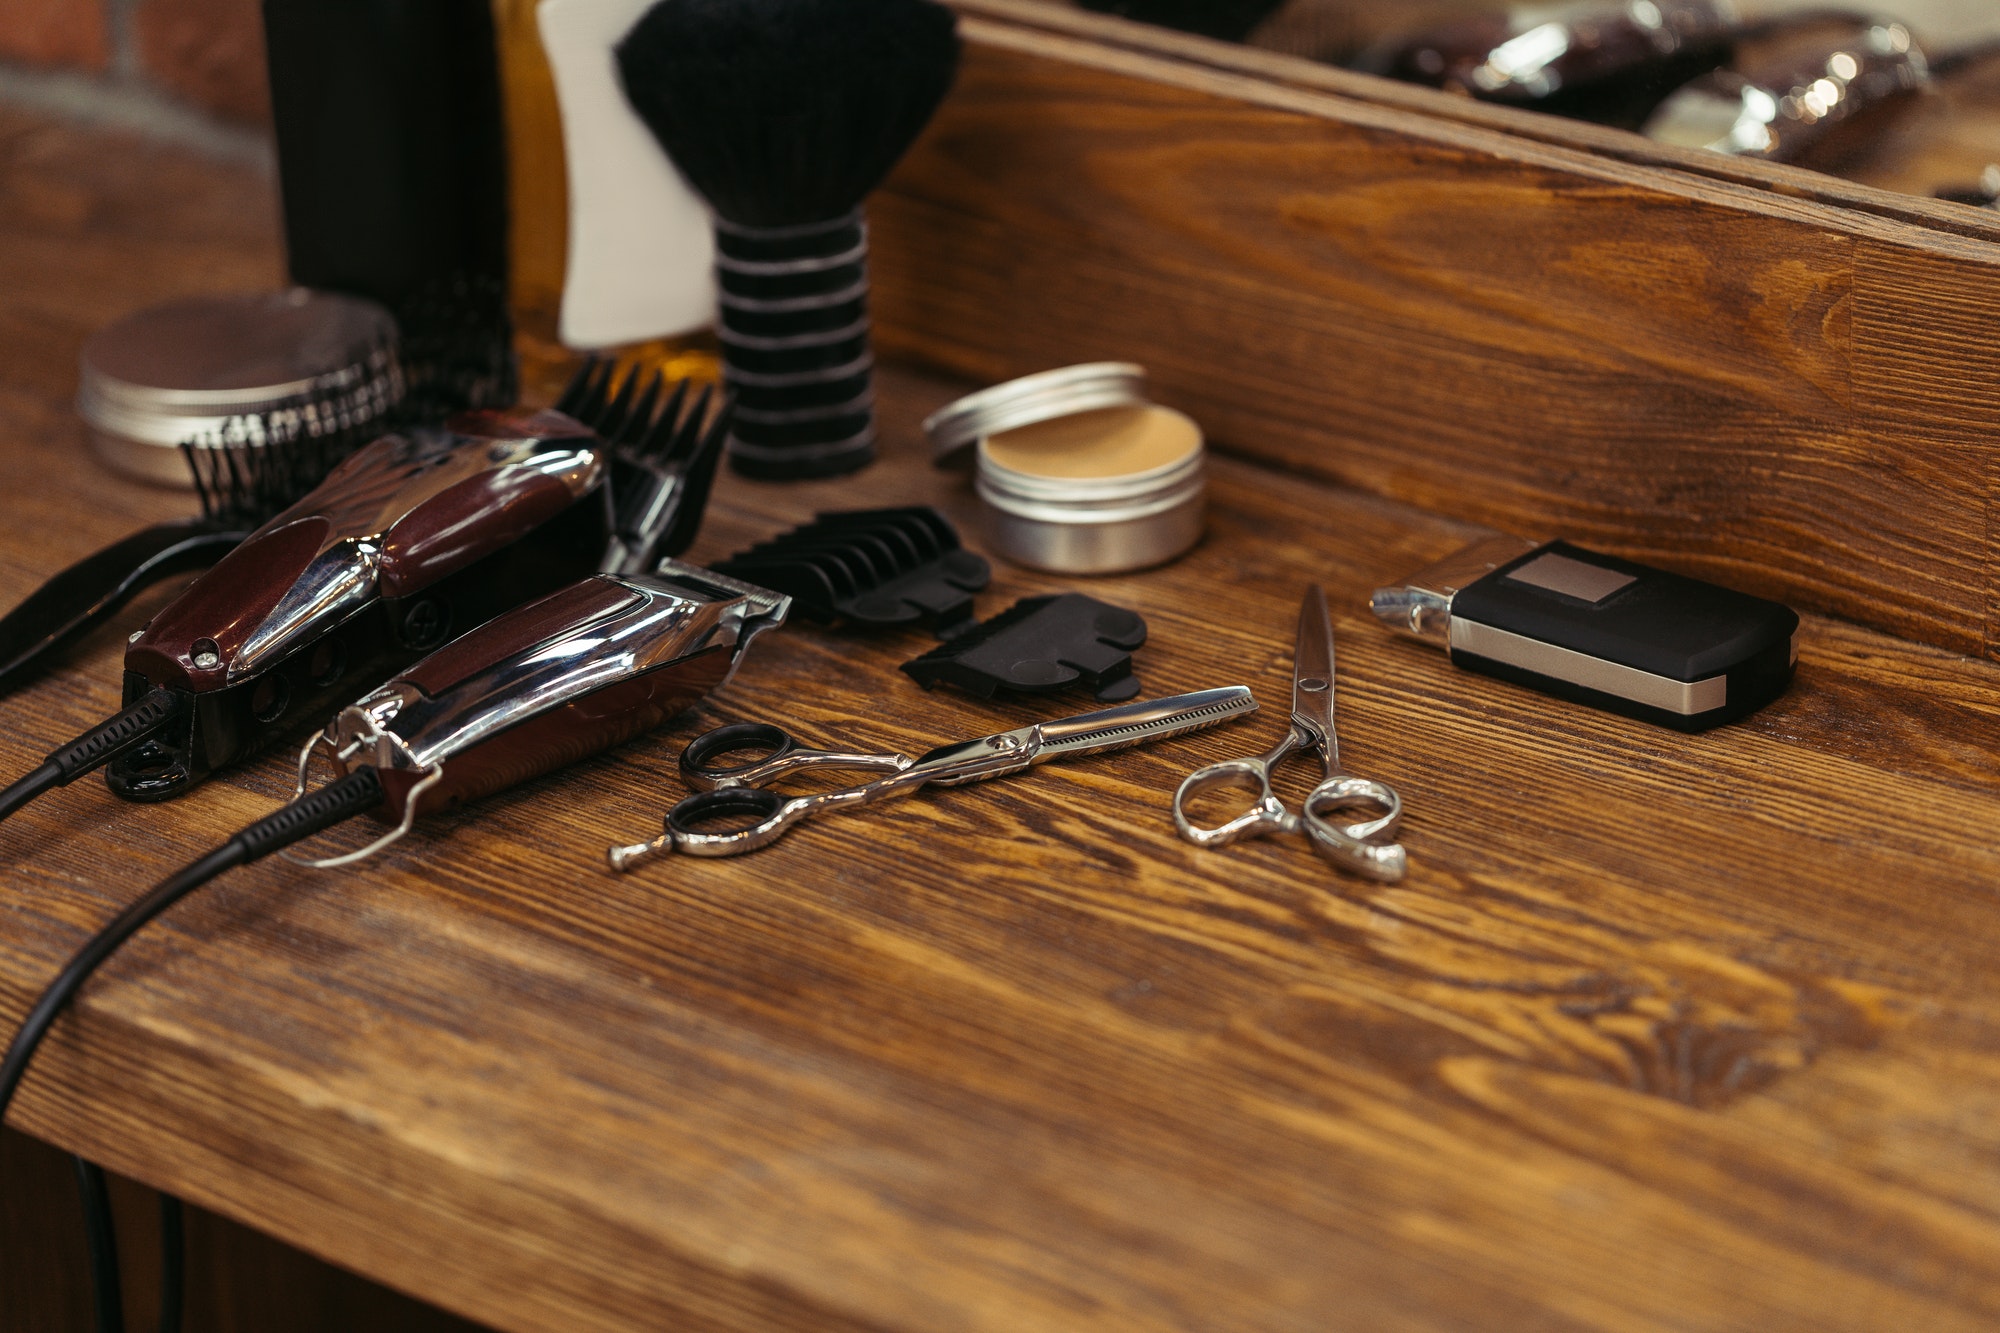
left=0, top=0, right=270, bottom=126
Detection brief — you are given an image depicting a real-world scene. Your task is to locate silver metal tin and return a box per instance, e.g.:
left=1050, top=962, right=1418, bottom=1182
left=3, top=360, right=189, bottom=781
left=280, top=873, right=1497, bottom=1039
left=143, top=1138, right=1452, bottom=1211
left=924, top=363, right=1205, bottom=575
left=925, top=362, right=1149, bottom=464
left=77, top=288, right=402, bottom=487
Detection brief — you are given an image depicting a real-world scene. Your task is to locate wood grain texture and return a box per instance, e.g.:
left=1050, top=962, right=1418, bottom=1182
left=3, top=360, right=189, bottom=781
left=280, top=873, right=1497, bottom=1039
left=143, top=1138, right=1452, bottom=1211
left=871, top=6, right=2000, bottom=660
left=2, top=1125, right=482, bottom=1333
left=0, top=106, right=502, bottom=1333
left=7, top=105, right=2000, bottom=1333
left=997, top=0, right=2000, bottom=242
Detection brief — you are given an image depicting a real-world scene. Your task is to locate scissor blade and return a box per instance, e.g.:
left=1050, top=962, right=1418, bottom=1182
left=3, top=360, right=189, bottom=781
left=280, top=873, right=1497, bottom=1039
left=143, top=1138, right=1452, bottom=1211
left=1292, top=585, right=1338, bottom=753
left=902, top=687, right=1257, bottom=789
left=1034, top=686, right=1258, bottom=763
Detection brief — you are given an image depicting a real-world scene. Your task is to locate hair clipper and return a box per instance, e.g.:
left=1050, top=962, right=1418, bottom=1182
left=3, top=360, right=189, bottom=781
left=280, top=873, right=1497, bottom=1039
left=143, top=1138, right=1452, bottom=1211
left=298, top=561, right=788, bottom=853
left=110, top=409, right=613, bottom=801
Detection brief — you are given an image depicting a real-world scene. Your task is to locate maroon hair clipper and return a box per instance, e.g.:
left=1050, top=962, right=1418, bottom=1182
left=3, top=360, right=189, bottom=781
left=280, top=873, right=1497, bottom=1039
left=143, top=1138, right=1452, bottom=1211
left=0, top=361, right=730, bottom=823
left=293, top=560, right=788, bottom=861
left=1643, top=19, right=1930, bottom=167
left=107, top=408, right=613, bottom=801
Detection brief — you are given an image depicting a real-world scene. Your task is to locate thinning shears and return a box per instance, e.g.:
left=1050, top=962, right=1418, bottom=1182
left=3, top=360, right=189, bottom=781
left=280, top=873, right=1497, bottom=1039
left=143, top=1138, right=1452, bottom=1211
left=609, top=686, right=1259, bottom=867
left=1173, top=586, right=1406, bottom=881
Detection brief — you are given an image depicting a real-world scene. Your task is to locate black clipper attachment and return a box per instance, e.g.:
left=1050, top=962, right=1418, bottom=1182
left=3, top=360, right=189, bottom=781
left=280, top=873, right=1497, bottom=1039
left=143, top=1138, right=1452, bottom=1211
left=1371, top=536, right=1799, bottom=732
left=900, top=593, right=1147, bottom=703
left=712, top=507, right=989, bottom=635
left=557, top=356, right=734, bottom=574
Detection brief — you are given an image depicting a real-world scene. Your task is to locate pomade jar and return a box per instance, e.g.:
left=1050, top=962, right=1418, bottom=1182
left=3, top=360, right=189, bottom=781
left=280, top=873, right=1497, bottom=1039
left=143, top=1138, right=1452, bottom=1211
left=924, top=363, right=1205, bottom=575
left=77, top=289, right=402, bottom=487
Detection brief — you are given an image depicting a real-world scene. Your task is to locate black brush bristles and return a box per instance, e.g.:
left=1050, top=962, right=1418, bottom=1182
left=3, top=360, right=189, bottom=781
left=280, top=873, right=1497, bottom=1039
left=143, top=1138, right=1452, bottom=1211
left=614, top=0, right=960, bottom=481
left=179, top=351, right=406, bottom=526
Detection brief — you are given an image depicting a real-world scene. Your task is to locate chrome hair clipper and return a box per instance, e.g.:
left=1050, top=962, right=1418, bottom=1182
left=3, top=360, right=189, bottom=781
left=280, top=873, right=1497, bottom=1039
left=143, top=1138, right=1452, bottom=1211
left=1371, top=536, right=1798, bottom=732
left=108, top=410, right=613, bottom=801
left=0, top=574, right=786, bottom=1200
left=291, top=561, right=789, bottom=864
left=0, top=358, right=730, bottom=826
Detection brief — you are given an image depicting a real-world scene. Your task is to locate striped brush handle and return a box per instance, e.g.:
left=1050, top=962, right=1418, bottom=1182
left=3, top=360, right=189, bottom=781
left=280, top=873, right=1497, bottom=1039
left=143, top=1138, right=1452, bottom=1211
left=714, top=210, right=877, bottom=480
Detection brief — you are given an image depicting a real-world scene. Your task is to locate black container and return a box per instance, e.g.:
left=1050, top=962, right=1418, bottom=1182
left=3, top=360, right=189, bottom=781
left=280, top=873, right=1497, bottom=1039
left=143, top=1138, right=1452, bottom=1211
left=262, top=0, right=517, bottom=421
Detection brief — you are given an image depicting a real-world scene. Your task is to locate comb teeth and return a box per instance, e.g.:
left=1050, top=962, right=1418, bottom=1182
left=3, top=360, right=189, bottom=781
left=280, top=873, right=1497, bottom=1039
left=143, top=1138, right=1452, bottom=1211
left=615, top=375, right=664, bottom=448
left=555, top=355, right=614, bottom=420
left=597, top=364, right=644, bottom=437
left=712, top=506, right=988, bottom=634
left=179, top=411, right=377, bottom=527
left=654, top=389, right=735, bottom=560
left=568, top=357, right=733, bottom=574
left=664, top=383, right=715, bottom=463
left=638, top=379, right=692, bottom=462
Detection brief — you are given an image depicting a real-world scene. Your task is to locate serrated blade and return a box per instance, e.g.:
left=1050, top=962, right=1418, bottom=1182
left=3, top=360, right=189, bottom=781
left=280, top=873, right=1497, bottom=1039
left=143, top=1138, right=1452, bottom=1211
left=1035, top=686, right=1258, bottom=762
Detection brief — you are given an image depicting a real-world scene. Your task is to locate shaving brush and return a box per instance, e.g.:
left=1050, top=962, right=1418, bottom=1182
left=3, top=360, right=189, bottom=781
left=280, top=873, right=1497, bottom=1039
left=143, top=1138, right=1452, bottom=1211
left=615, top=0, right=961, bottom=480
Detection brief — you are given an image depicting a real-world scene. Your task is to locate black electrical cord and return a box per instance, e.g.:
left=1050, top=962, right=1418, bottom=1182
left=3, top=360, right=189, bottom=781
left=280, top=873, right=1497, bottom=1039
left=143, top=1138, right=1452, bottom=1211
left=11, top=772, right=377, bottom=1333
left=158, top=1194, right=183, bottom=1333
left=0, top=766, right=383, bottom=1124
left=0, top=688, right=190, bottom=827
left=73, top=1154, right=125, bottom=1333
left=69, top=1159, right=186, bottom=1333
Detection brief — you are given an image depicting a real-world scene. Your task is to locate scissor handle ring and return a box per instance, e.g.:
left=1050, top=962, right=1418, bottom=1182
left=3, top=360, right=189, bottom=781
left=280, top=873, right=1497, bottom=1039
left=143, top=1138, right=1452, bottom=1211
left=1173, top=757, right=1288, bottom=848
left=1303, top=776, right=1402, bottom=843
left=1301, top=777, right=1408, bottom=882
left=664, top=786, right=795, bottom=857
left=681, top=723, right=796, bottom=787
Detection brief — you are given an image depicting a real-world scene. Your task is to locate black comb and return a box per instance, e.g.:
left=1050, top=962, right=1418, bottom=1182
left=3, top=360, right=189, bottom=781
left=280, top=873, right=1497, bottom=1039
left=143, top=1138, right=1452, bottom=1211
left=900, top=593, right=1147, bottom=703
left=713, top=507, right=989, bottom=634
left=557, top=356, right=734, bottom=571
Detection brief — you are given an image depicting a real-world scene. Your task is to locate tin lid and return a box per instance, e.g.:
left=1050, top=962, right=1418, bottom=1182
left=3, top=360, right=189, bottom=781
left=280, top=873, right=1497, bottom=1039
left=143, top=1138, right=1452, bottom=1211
left=78, top=289, right=401, bottom=451
left=924, top=362, right=1149, bottom=466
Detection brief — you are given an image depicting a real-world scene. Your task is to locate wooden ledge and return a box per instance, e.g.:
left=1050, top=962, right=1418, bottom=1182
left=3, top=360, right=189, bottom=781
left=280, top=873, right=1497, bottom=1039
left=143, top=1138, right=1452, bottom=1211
left=874, top=10, right=2000, bottom=662
left=6, top=101, right=2000, bottom=1333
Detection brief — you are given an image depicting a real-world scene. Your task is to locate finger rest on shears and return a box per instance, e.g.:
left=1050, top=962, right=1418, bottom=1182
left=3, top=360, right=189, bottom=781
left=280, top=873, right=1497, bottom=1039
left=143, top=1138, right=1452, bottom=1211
left=1302, top=779, right=1407, bottom=882
left=665, top=786, right=793, bottom=857
left=680, top=723, right=798, bottom=788
left=1304, top=776, right=1403, bottom=843
left=1173, top=759, right=1285, bottom=848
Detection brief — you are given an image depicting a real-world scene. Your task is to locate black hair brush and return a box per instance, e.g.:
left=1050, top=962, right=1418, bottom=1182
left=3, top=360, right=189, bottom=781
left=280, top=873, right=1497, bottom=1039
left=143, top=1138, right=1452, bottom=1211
left=615, top=0, right=960, bottom=481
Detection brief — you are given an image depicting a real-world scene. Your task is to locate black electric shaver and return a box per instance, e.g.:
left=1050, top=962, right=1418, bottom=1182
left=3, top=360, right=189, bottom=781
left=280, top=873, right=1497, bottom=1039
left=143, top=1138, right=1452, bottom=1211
left=1371, top=536, right=1799, bottom=732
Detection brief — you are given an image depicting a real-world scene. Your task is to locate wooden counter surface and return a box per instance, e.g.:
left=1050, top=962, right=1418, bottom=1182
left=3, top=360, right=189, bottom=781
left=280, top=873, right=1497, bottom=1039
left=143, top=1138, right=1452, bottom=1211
left=6, top=108, right=2000, bottom=1333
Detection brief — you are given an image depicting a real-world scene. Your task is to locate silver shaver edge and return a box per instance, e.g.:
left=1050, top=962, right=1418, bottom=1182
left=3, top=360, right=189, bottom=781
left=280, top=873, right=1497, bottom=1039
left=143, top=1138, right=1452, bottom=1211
left=325, top=565, right=789, bottom=777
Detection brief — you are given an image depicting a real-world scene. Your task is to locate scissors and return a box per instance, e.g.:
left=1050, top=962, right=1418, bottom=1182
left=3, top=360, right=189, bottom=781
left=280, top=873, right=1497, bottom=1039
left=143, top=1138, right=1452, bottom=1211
left=1173, top=586, right=1407, bottom=881
left=608, top=686, right=1260, bottom=868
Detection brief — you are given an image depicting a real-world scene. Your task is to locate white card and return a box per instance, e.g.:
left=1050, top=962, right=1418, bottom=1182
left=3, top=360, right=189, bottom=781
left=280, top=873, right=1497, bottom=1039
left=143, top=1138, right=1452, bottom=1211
left=538, top=0, right=717, bottom=349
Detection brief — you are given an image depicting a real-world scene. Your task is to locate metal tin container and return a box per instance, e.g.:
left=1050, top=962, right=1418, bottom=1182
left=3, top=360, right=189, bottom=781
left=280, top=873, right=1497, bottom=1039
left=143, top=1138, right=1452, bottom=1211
left=925, top=363, right=1205, bottom=575
left=77, top=289, right=402, bottom=487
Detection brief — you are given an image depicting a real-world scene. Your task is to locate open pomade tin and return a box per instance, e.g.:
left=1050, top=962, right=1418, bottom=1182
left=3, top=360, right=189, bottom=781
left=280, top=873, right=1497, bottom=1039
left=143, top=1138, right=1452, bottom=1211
left=77, top=289, right=402, bottom=487
left=924, top=363, right=1205, bottom=575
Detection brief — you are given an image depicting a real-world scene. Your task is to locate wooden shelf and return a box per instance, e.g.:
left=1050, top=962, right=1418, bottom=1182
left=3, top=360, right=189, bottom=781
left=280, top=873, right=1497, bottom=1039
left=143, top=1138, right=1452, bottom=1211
left=4, top=83, right=2000, bottom=1333
left=874, top=2, right=2000, bottom=662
